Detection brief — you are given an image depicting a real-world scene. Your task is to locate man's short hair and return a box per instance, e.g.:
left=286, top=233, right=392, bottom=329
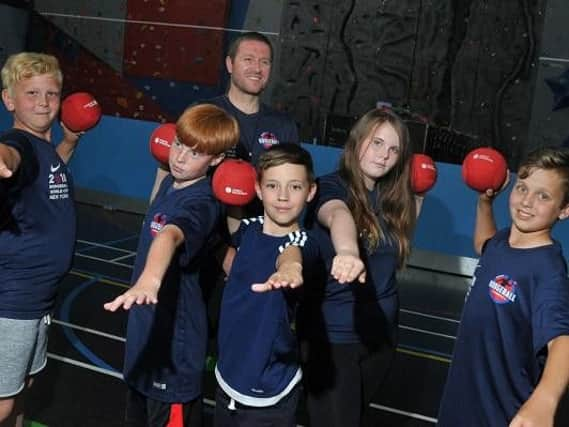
left=227, top=31, right=273, bottom=62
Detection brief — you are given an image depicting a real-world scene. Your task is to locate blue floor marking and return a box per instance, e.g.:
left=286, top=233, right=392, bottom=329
left=59, top=276, right=119, bottom=373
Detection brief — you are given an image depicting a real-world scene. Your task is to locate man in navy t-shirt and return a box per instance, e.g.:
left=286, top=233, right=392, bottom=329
left=150, top=31, right=299, bottom=205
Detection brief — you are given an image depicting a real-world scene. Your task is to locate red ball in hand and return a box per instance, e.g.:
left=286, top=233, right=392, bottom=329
left=462, top=147, right=507, bottom=192
left=212, top=159, right=257, bottom=206
left=61, top=92, right=102, bottom=132
left=149, top=123, right=176, bottom=165
left=411, top=153, right=437, bottom=194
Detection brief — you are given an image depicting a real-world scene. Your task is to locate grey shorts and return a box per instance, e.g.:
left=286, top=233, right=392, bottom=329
left=0, top=315, right=50, bottom=397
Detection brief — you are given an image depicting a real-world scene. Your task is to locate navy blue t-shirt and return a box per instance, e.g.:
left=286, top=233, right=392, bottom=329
left=299, top=172, right=400, bottom=348
left=215, top=217, right=318, bottom=406
left=207, top=95, right=299, bottom=165
left=0, top=129, right=76, bottom=319
left=438, top=228, right=569, bottom=426
left=124, top=176, right=223, bottom=403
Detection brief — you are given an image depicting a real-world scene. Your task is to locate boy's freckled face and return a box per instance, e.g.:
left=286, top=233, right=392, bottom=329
left=255, top=163, right=316, bottom=234
left=509, top=168, right=569, bottom=237
left=168, top=139, right=217, bottom=188
left=2, top=74, right=61, bottom=139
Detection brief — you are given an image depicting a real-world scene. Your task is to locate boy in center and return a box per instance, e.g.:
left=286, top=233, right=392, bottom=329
left=214, top=143, right=318, bottom=426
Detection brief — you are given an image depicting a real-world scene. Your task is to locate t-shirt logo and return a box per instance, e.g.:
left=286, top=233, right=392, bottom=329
left=488, top=274, right=517, bottom=304
left=150, top=213, right=166, bottom=237
left=258, top=131, right=279, bottom=149
left=48, top=163, right=70, bottom=200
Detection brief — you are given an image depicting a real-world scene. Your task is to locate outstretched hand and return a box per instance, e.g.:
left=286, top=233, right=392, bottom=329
left=0, top=144, right=18, bottom=179
left=251, top=262, right=303, bottom=293
left=103, top=276, right=160, bottom=311
left=331, top=253, right=366, bottom=284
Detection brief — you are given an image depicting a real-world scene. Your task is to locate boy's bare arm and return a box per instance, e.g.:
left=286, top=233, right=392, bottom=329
left=103, top=224, right=185, bottom=311
left=0, top=143, right=22, bottom=178
left=251, top=245, right=303, bottom=292
left=318, top=199, right=366, bottom=284
left=474, top=191, right=498, bottom=255
left=222, top=246, right=236, bottom=276
left=474, top=172, right=510, bottom=254
left=56, top=123, right=83, bottom=164
left=226, top=205, right=244, bottom=235
left=149, top=165, right=170, bottom=203
left=509, top=335, right=569, bottom=427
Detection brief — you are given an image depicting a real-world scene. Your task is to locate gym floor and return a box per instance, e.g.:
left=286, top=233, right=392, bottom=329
left=25, top=203, right=568, bottom=427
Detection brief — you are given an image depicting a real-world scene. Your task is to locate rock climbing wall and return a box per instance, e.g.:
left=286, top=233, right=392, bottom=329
left=30, top=0, right=231, bottom=121
left=273, top=0, right=547, bottom=167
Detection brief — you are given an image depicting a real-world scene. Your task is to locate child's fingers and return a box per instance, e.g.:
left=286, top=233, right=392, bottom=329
left=332, top=263, right=364, bottom=284
left=251, top=274, right=303, bottom=292
left=122, top=295, right=137, bottom=310
left=103, top=301, right=116, bottom=312
left=251, top=282, right=274, bottom=292
left=331, top=255, right=365, bottom=284
left=274, top=273, right=303, bottom=288
left=104, top=290, right=158, bottom=311
left=0, top=164, right=12, bottom=178
left=103, top=295, right=127, bottom=312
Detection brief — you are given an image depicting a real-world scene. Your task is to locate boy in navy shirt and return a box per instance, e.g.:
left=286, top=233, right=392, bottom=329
left=104, top=104, right=239, bottom=427
left=438, top=147, right=569, bottom=426
left=214, top=144, right=318, bottom=427
left=0, top=52, right=83, bottom=426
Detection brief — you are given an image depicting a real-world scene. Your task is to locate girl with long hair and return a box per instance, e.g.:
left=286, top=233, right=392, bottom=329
left=299, top=108, right=421, bottom=426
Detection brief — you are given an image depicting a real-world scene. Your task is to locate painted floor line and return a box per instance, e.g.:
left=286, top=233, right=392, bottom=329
left=110, top=253, right=137, bottom=263
left=53, top=319, right=126, bottom=342
left=76, top=239, right=136, bottom=255
left=46, top=353, right=433, bottom=424
left=400, top=308, right=460, bottom=324
left=399, top=324, right=456, bottom=340
left=369, top=402, right=437, bottom=424
left=397, top=346, right=451, bottom=364
left=47, top=352, right=123, bottom=379
left=70, top=269, right=130, bottom=289
left=75, top=252, right=134, bottom=268
left=53, top=315, right=454, bottom=355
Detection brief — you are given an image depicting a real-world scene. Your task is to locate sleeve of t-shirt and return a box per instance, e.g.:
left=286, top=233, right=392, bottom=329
left=481, top=228, right=508, bottom=255
left=300, top=230, right=320, bottom=265
left=276, top=229, right=320, bottom=266
left=1, top=134, right=39, bottom=195
left=167, top=197, right=221, bottom=268
left=532, top=265, right=569, bottom=355
left=230, top=219, right=248, bottom=248
left=311, top=173, right=348, bottom=217
left=285, top=116, right=299, bottom=144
